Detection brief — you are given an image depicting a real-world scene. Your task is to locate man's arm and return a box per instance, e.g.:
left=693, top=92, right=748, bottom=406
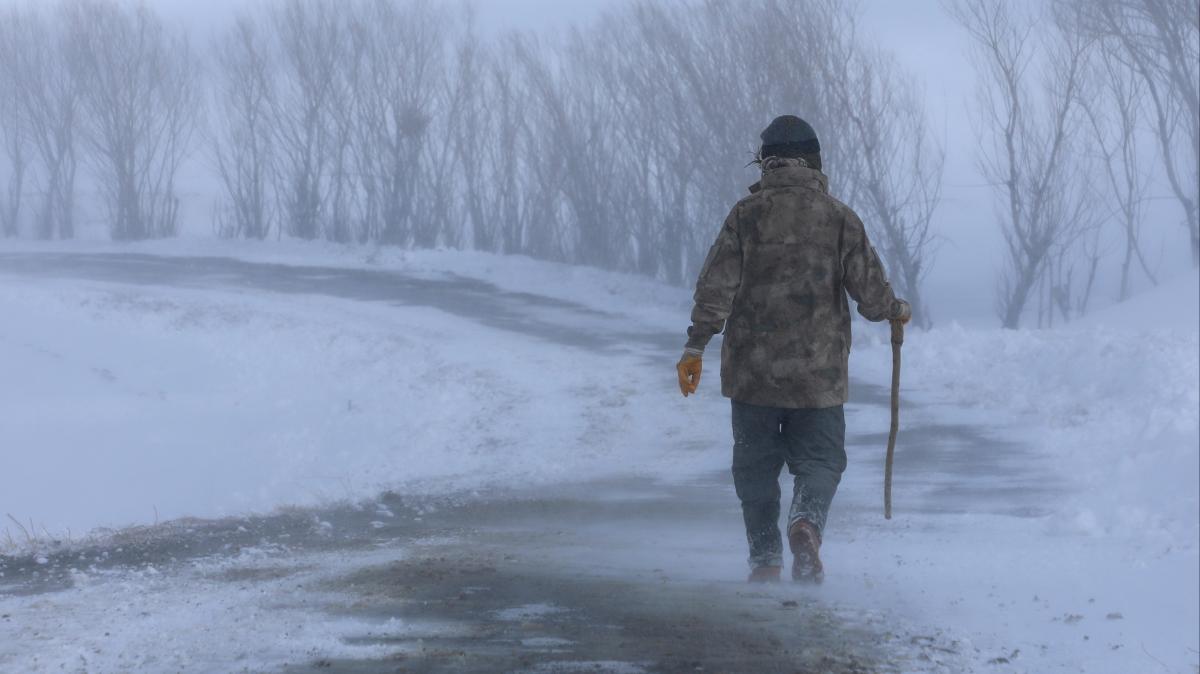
left=686, top=206, right=743, bottom=354
left=677, top=206, right=741, bottom=397
left=841, top=210, right=911, bottom=322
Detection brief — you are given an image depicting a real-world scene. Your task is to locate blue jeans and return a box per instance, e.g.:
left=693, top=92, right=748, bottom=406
left=731, top=400, right=847, bottom=569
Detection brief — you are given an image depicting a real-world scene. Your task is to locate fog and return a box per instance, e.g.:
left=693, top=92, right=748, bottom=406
left=1, top=0, right=1194, bottom=328
left=0, top=1, right=1197, bottom=672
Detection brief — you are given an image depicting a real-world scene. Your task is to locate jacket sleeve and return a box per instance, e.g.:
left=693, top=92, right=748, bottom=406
left=685, top=206, right=743, bottom=352
left=841, top=209, right=908, bottom=322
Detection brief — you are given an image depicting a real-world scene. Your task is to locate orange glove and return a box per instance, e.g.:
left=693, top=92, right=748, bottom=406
left=677, top=352, right=702, bottom=397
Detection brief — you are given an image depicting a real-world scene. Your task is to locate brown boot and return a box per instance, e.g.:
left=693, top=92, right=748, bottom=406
left=788, top=520, right=824, bottom=584
left=747, top=565, right=782, bottom=583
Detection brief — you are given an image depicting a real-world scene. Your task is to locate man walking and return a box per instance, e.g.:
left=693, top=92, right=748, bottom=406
left=677, top=115, right=910, bottom=583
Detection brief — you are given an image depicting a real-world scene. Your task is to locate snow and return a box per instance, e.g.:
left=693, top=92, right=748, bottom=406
left=529, top=662, right=648, bottom=673
left=858, top=315, right=1199, bottom=554
left=0, top=243, right=721, bottom=540
left=0, top=237, right=693, bottom=328
left=825, top=510, right=1199, bottom=673
left=1, top=239, right=1196, bottom=672
left=839, top=268, right=1200, bottom=672
left=495, top=603, right=569, bottom=621
left=0, top=545, right=439, bottom=672
left=1071, top=269, right=1200, bottom=333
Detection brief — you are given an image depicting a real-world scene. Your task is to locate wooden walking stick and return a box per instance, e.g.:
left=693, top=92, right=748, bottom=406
left=885, top=319, right=904, bottom=520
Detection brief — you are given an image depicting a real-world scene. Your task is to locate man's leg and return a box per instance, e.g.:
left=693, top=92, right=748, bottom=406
left=779, top=405, right=846, bottom=581
left=731, top=400, right=786, bottom=573
left=781, top=405, right=847, bottom=538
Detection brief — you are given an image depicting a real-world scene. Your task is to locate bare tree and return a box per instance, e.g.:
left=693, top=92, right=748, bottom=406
left=1043, top=210, right=1105, bottom=325
left=503, top=36, right=572, bottom=263
left=66, top=0, right=199, bottom=240
left=0, top=9, right=28, bottom=238
left=0, top=5, right=81, bottom=240
left=192, top=0, right=950, bottom=295
left=596, top=6, right=677, bottom=278
left=352, top=0, right=445, bottom=247
left=947, top=0, right=1097, bottom=328
left=326, top=13, right=358, bottom=245
left=582, top=0, right=835, bottom=282
left=1068, top=0, right=1199, bottom=266
left=1081, top=35, right=1159, bottom=300
left=816, top=4, right=944, bottom=328
left=211, top=14, right=276, bottom=240
left=443, top=6, right=503, bottom=252
left=486, top=36, right=535, bottom=256
left=455, top=0, right=947, bottom=298
left=508, top=31, right=628, bottom=269
left=0, top=102, right=25, bottom=239
left=588, top=1, right=718, bottom=283
left=269, top=0, right=345, bottom=241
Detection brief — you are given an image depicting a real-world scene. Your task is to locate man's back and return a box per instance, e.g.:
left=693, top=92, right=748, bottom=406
left=685, top=157, right=904, bottom=408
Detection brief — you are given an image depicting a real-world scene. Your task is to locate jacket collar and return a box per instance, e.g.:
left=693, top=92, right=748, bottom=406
left=747, top=157, right=828, bottom=194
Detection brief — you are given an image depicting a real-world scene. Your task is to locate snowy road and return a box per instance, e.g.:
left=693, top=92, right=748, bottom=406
left=0, top=475, right=918, bottom=673
left=0, top=252, right=679, bottom=354
left=1, top=250, right=1195, bottom=673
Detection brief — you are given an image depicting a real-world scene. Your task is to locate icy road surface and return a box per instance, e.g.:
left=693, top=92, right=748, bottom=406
left=0, top=250, right=1195, bottom=673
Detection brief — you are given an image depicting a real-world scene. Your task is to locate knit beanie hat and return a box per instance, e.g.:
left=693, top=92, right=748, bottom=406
left=760, top=115, right=821, bottom=170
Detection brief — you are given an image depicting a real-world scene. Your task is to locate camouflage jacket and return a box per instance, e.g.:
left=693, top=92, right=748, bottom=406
left=685, top=157, right=908, bottom=409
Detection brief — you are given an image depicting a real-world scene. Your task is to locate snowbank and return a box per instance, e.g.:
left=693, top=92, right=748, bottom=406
left=0, top=245, right=723, bottom=549
left=854, top=270, right=1200, bottom=555
left=839, top=272, right=1199, bottom=672
left=1072, top=268, right=1200, bottom=333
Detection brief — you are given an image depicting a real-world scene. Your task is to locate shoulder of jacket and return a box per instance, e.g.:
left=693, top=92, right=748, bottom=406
left=721, top=194, right=756, bottom=229
left=823, top=194, right=861, bottom=225
left=735, top=190, right=762, bottom=207
left=731, top=191, right=764, bottom=214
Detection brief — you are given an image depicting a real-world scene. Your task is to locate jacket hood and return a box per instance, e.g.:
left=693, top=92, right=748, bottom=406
left=748, top=157, right=828, bottom=195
